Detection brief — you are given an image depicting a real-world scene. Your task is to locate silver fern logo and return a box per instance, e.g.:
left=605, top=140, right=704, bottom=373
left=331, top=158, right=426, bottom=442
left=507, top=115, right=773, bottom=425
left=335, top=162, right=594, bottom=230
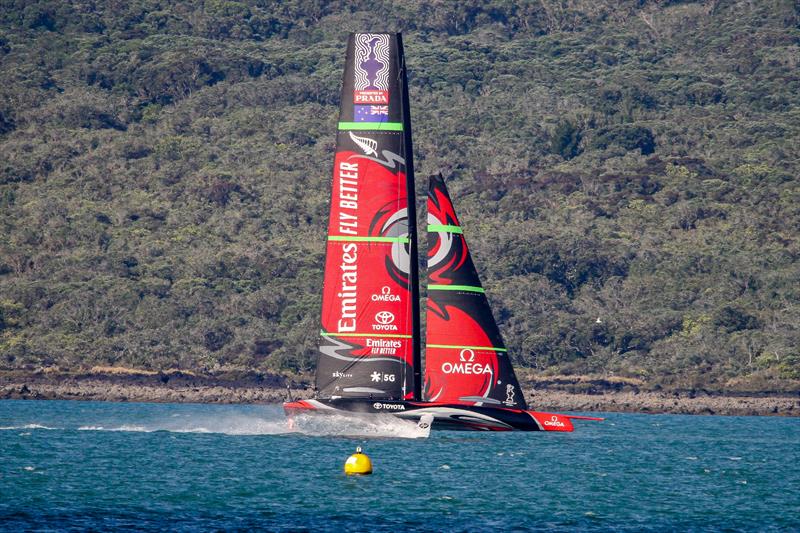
left=348, top=132, right=377, bottom=156
left=347, top=131, right=405, bottom=171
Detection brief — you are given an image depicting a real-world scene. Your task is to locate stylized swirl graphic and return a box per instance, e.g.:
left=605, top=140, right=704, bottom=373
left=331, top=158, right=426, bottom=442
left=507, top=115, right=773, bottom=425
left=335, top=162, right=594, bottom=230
left=381, top=208, right=410, bottom=277
left=427, top=213, right=454, bottom=269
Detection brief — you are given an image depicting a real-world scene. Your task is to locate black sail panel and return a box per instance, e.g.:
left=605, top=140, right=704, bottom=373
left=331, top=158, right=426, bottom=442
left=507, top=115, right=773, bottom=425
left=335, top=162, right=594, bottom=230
left=424, top=174, right=527, bottom=409
left=315, top=33, right=420, bottom=401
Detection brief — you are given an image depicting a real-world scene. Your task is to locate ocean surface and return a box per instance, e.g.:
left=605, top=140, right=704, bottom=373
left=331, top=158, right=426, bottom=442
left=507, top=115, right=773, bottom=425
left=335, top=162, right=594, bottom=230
left=1, top=400, right=798, bottom=531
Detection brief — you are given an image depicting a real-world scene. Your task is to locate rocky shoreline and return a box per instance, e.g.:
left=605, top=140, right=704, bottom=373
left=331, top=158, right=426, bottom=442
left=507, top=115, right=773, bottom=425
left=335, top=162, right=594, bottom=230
left=0, top=372, right=299, bottom=405
left=523, top=388, right=799, bottom=417
left=1, top=372, right=798, bottom=417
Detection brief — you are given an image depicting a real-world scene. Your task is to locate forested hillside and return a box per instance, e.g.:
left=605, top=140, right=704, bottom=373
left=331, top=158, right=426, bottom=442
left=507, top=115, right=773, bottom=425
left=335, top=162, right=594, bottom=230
left=1, top=0, right=798, bottom=391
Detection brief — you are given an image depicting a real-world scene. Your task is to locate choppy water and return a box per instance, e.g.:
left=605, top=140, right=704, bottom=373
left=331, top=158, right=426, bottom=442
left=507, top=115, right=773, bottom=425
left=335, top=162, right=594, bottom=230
left=1, top=400, right=798, bottom=531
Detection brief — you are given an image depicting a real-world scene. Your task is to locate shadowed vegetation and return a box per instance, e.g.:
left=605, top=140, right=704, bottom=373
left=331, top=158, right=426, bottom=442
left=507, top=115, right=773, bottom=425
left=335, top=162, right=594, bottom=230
left=0, top=0, right=798, bottom=392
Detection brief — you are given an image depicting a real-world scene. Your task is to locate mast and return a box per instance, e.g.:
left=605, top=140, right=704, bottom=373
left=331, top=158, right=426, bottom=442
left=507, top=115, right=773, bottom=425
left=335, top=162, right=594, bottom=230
left=397, top=34, right=422, bottom=401
left=314, top=33, right=419, bottom=401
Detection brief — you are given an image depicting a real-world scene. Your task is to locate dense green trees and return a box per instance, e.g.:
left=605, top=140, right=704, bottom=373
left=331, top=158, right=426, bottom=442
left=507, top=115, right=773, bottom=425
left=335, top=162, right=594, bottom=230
left=0, top=0, right=798, bottom=391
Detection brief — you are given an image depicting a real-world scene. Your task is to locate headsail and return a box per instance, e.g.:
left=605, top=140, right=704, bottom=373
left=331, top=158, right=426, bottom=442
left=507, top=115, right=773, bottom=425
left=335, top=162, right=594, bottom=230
left=424, top=174, right=527, bottom=409
left=315, top=33, right=420, bottom=401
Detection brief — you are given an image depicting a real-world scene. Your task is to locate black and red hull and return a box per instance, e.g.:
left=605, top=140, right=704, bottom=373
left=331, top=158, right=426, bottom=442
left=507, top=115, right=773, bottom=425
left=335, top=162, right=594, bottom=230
left=284, top=398, right=601, bottom=432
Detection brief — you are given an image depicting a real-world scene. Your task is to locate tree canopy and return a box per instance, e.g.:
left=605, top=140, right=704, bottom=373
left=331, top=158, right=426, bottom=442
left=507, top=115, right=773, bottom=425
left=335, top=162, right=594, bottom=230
left=1, top=0, right=798, bottom=391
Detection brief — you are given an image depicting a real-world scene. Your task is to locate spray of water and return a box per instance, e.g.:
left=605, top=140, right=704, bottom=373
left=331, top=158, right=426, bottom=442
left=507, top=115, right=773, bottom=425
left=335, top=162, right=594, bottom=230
left=0, top=424, right=58, bottom=430
left=289, top=411, right=430, bottom=439
left=67, top=409, right=430, bottom=439
left=76, top=413, right=291, bottom=435
left=2, top=405, right=430, bottom=439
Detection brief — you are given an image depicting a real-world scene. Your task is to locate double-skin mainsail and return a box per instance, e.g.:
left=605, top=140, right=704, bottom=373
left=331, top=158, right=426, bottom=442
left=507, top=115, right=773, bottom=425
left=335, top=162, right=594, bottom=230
left=315, top=33, right=421, bottom=401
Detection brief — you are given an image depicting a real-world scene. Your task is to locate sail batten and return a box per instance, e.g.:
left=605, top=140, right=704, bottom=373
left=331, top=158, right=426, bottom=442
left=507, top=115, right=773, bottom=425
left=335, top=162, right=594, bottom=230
left=429, top=284, right=486, bottom=293
left=315, top=33, right=419, bottom=401
left=321, top=332, right=413, bottom=339
left=427, top=224, right=463, bottom=233
left=427, top=344, right=508, bottom=352
left=338, top=122, right=404, bottom=131
left=327, top=236, right=410, bottom=243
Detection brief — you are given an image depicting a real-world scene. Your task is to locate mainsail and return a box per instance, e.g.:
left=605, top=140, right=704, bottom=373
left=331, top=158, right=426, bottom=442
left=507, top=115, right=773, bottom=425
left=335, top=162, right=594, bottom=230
left=424, top=174, right=527, bottom=409
left=315, top=33, right=420, bottom=401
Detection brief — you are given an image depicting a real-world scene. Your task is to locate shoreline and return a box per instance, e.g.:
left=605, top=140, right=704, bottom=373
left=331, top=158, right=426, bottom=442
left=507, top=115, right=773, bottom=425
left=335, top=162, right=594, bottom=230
left=1, top=373, right=798, bottom=417
left=522, top=388, right=799, bottom=417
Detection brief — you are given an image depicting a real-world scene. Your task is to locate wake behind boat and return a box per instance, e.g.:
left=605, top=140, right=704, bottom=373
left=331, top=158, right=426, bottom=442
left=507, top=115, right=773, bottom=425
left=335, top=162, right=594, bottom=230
left=284, top=32, right=601, bottom=432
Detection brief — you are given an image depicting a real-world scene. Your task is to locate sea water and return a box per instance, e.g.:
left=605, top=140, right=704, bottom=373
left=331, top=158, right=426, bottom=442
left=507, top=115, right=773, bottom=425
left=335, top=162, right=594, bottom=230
left=1, top=400, right=798, bottom=531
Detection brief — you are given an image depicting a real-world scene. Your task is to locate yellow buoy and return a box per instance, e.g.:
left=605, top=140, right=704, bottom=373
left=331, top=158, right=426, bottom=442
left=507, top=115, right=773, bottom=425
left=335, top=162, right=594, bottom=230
left=344, top=446, right=373, bottom=476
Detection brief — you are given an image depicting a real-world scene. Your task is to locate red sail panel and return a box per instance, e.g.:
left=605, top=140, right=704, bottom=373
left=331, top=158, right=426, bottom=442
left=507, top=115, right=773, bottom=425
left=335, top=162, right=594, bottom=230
left=315, top=34, right=419, bottom=401
left=424, top=174, right=527, bottom=409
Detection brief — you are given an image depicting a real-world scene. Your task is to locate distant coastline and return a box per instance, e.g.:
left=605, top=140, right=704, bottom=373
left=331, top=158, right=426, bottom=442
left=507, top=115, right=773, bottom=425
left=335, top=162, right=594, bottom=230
left=1, top=370, right=797, bottom=417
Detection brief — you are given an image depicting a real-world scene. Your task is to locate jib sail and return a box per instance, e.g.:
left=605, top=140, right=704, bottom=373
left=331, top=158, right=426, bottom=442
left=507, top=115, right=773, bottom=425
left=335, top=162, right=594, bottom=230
left=315, top=33, right=421, bottom=401
left=424, top=174, right=527, bottom=409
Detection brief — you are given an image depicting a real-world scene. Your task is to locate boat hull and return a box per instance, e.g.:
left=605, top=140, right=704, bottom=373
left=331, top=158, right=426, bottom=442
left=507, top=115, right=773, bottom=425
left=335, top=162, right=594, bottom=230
left=284, top=398, right=589, bottom=432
